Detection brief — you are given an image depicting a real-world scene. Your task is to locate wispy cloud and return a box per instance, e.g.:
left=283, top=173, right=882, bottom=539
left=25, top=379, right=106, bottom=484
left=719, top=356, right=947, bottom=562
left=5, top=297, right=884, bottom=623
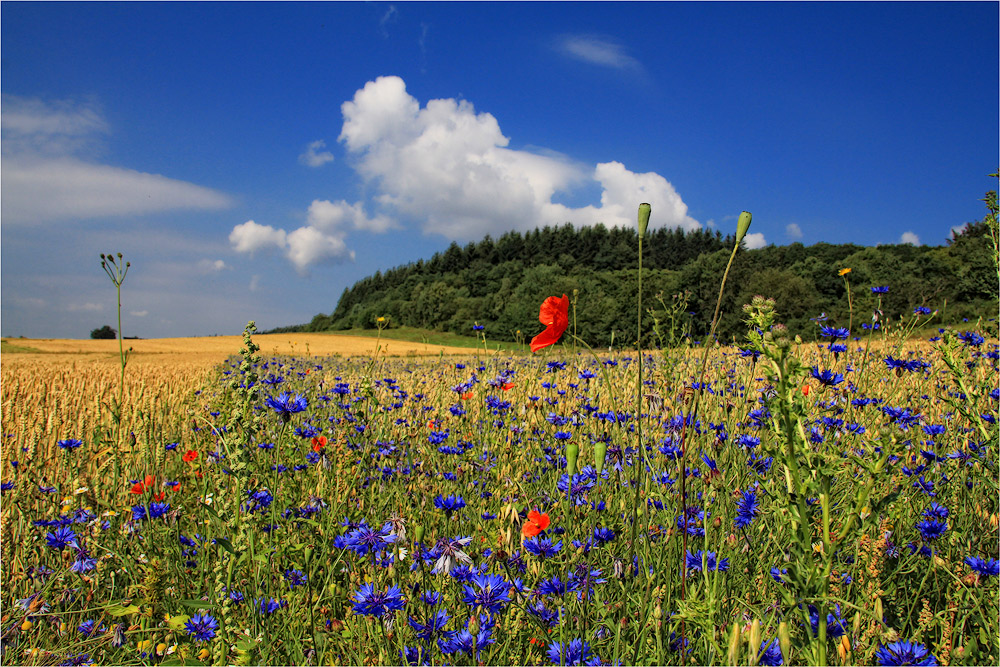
left=299, top=139, right=335, bottom=167
left=555, top=34, right=643, bottom=71
left=0, top=95, right=232, bottom=224
left=379, top=4, right=398, bottom=38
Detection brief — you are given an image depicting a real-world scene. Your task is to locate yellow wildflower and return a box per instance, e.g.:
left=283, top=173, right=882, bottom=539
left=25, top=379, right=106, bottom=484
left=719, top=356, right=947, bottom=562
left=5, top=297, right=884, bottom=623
left=839, top=267, right=851, bottom=276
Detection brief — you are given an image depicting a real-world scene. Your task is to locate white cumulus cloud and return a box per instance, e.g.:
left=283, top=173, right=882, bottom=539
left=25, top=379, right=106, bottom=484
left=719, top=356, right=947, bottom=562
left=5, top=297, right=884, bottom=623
left=1, top=95, right=232, bottom=224
left=743, top=232, right=767, bottom=250
left=337, top=75, right=697, bottom=240
left=900, top=231, right=920, bottom=245
left=229, top=220, right=287, bottom=254
left=286, top=226, right=354, bottom=274
left=130, top=310, right=149, bottom=317
left=307, top=199, right=395, bottom=233
left=229, top=212, right=362, bottom=273
left=786, top=223, right=803, bottom=239
left=298, top=139, right=335, bottom=167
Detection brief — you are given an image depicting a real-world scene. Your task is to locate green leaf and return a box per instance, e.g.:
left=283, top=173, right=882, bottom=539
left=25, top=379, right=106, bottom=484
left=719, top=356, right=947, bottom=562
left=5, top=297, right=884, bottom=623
left=199, top=502, right=224, bottom=523
left=166, top=614, right=190, bottom=631
left=177, top=599, right=214, bottom=610
left=107, top=603, right=140, bottom=616
left=213, top=537, right=236, bottom=555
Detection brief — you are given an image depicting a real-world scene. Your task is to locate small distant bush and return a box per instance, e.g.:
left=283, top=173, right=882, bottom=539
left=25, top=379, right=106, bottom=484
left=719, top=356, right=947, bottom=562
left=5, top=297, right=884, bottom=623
left=90, top=325, right=116, bottom=339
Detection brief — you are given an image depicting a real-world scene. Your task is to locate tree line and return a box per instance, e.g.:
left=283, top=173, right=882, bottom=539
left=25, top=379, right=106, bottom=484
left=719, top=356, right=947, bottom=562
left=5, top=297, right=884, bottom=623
left=278, top=207, right=997, bottom=347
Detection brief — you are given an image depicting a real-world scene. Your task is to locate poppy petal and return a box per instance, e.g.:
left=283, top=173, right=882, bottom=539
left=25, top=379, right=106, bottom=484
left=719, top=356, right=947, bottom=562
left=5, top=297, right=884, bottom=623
left=530, top=327, right=562, bottom=353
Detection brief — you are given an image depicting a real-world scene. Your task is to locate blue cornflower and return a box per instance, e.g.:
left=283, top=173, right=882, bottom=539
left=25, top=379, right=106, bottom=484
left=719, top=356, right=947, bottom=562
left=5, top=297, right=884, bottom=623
left=71, top=549, right=97, bottom=573
left=409, top=609, right=456, bottom=642
left=871, top=286, right=889, bottom=294
left=873, top=640, right=936, bottom=665
left=264, top=393, right=307, bottom=421
left=46, top=525, right=77, bottom=550
left=915, top=519, right=947, bottom=541
left=685, top=550, right=729, bottom=572
left=77, top=619, right=103, bottom=636
left=344, top=521, right=396, bottom=556
left=351, top=583, right=405, bottom=618
left=439, top=616, right=495, bottom=660
left=434, top=494, right=466, bottom=515
left=914, top=306, right=932, bottom=315
left=399, top=646, right=429, bottom=666
left=184, top=613, right=219, bottom=641
left=811, top=366, right=844, bottom=387
left=283, top=569, right=307, bottom=587
left=547, top=639, right=601, bottom=666
left=592, top=526, right=615, bottom=545
left=462, top=572, right=512, bottom=615
left=523, top=536, right=562, bottom=559
left=923, top=503, right=949, bottom=520
left=527, top=599, right=560, bottom=626
left=912, top=475, right=936, bottom=496
left=965, top=556, right=1000, bottom=577
left=734, top=488, right=761, bottom=529
left=148, top=502, right=170, bottom=519
left=819, top=325, right=850, bottom=340
left=536, top=575, right=572, bottom=597
left=57, top=439, right=83, bottom=450
left=957, top=331, right=985, bottom=347
left=809, top=605, right=848, bottom=638
left=256, top=597, right=286, bottom=615
left=758, top=638, right=783, bottom=666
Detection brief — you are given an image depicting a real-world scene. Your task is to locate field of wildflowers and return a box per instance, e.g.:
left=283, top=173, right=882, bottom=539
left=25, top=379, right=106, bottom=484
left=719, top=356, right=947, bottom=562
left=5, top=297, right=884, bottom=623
left=1, top=214, right=998, bottom=667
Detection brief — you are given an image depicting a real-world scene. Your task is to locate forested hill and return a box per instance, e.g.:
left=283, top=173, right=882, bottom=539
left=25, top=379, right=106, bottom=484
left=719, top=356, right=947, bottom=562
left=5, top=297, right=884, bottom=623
left=284, top=220, right=996, bottom=346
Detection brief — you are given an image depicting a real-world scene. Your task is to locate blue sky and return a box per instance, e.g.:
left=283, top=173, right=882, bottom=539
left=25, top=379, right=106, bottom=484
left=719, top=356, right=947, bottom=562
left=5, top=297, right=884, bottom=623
left=2, top=1, right=997, bottom=339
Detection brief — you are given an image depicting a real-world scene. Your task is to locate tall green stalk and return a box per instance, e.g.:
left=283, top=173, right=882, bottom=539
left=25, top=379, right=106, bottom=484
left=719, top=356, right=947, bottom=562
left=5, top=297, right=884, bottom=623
left=100, top=253, right=131, bottom=448
left=677, top=211, right=751, bottom=648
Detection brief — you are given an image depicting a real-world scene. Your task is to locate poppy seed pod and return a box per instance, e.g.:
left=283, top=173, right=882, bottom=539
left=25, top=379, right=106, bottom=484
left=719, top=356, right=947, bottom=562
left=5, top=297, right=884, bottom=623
left=593, top=441, right=608, bottom=476
left=638, top=203, right=651, bottom=238
left=414, top=525, right=424, bottom=544
left=566, top=442, right=580, bottom=478
left=736, top=211, right=752, bottom=244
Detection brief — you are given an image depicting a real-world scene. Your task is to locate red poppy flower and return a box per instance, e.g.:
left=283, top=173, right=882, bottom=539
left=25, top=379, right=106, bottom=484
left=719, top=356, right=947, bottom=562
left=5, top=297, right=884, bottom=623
left=130, top=481, right=145, bottom=494
left=530, top=294, right=569, bottom=353
left=522, top=509, right=550, bottom=537
left=182, top=450, right=198, bottom=462
left=501, top=382, right=514, bottom=392
left=311, top=436, right=328, bottom=452
left=153, top=491, right=166, bottom=502
left=460, top=391, right=473, bottom=401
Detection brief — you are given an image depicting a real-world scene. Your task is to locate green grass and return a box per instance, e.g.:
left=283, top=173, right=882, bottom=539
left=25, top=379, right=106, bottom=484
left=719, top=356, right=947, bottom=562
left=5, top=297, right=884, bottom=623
left=322, top=326, right=526, bottom=352
left=0, top=338, right=44, bottom=354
